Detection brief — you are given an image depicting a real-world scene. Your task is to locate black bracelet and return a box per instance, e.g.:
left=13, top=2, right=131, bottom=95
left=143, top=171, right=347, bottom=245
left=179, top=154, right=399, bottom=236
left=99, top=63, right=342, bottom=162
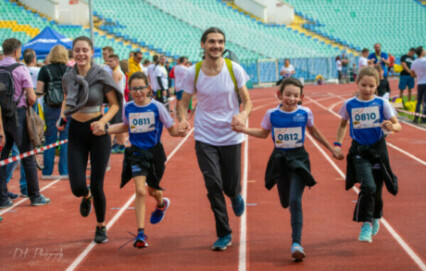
left=104, top=123, right=109, bottom=135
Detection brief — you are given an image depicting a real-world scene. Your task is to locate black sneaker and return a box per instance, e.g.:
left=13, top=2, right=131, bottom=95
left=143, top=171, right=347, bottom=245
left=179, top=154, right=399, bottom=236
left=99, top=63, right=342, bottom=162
left=94, top=226, right=108, bottom=243
left=0, top=199, right=13, bottom=209
left=8, top=192, right=18, bottom=200
left=30, top=195, right=51, bottom=206
left=80, top=187, right=92, bottom=217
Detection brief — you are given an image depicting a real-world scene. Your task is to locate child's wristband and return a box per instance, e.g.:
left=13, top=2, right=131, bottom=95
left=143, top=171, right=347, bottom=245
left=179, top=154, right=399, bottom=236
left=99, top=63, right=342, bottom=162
left=333, top=142, right=342, bottom=147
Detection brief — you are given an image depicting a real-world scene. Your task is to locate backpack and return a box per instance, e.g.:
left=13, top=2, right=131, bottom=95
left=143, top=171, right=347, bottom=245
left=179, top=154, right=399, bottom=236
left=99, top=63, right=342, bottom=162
left=0, top=63, right=23, bottom=120
left=44, top=65, right=65, bottom=107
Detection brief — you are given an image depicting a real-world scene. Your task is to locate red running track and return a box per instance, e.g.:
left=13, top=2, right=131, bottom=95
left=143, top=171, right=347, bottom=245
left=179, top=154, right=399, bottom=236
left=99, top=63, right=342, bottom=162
left=1, top=82, right=425, bottom=271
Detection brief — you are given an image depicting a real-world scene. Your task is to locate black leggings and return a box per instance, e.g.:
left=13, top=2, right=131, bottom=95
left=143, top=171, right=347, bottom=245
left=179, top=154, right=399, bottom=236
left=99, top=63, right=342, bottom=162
left=68, top=116, right=111, bottom=223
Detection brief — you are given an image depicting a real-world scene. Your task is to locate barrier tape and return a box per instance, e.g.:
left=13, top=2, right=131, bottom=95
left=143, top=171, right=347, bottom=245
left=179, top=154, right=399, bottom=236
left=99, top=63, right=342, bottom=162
left=396, top=109, right=426, bottom=118
left=0, top=139, right=68, bottom=167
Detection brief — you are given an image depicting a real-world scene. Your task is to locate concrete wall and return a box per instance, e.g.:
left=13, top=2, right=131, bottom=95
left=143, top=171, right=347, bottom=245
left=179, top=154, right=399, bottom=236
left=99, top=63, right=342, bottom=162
left=20, top=0, right=89, bottom=26
left=235, top=0, right=294, bottom=25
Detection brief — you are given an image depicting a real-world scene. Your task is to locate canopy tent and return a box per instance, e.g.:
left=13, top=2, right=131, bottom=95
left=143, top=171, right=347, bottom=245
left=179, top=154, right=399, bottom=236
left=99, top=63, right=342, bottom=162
left=22, top=26, right=101, bottom=59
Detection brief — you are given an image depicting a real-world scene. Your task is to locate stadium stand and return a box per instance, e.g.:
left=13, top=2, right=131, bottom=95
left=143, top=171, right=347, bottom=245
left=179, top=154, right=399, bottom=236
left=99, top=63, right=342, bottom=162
left=284, top=0, right=426, bottom=57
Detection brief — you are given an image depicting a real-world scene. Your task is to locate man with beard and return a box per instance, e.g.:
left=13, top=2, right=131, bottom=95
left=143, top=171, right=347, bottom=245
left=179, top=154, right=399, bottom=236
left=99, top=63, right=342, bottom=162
left=177, top=27, right=252, bottom=251
left=368, top=43, right=390, bottom=78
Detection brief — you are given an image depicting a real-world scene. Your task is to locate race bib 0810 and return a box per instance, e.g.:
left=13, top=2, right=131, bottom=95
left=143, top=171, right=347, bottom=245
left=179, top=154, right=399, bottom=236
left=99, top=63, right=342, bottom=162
left=274, top=127, right=303, bottom=149
left=351, top=106, right=380, bottom=129
left=129, top=112, right=155, bottom=133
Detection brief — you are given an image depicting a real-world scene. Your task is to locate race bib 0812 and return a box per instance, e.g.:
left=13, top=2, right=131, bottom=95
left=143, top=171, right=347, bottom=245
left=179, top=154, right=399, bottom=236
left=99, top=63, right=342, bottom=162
left=274, top=127, right=303, bottom=149
left=351, top=106, right=380, bottom=129
left=129, top=112, right=155, bottom=133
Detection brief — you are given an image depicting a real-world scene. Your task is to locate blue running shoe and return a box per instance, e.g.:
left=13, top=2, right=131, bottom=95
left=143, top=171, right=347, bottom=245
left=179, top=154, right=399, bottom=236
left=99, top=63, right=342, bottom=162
left=133, top=231, right=148, bottom=248
left=150, top=198, right=170, bottom=224
left=30, top=195, right=51, bottom=206
left=372, top=219, right=380, bottom=236
left=291, top=243, right=306, bottom=261
left=358, top=222, right=372, bottom=243
left=212, top=234, right=232, bottom=251
left=231, top=194, right=245, bottom=217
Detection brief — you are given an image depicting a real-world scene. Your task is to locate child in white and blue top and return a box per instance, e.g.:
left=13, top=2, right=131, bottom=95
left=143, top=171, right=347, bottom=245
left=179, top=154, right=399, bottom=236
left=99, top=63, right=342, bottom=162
left=95, top=72, right=179, bottom=249
left=335, top=66, right=401, bottom=244
left=236, top=78, right=343, bottom=262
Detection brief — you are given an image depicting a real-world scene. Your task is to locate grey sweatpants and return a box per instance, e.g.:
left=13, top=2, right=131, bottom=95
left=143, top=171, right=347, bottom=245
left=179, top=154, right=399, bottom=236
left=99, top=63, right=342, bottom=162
left=195, top=141, right=242, bottom=238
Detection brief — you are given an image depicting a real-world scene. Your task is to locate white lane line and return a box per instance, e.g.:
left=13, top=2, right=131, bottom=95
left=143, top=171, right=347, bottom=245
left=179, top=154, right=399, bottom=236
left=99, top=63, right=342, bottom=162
left=0, top=179, right=61, bottom=216
left=305, top=96, right=426, bottom=166
left=239, top=127, right=249, bottom=271
left=328, top=100, right=344, bottom=111
left=66, top=128, right=195, bottom=271
left=306, top=133, right=426, bottom=271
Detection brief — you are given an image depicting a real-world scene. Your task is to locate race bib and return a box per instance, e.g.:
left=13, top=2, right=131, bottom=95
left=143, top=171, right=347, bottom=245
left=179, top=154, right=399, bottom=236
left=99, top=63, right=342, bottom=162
left=129, top=112, right=155, bottom=133
left=274, top=127, right=303, bottom=149
left=351, top=106, right=380, bottom=129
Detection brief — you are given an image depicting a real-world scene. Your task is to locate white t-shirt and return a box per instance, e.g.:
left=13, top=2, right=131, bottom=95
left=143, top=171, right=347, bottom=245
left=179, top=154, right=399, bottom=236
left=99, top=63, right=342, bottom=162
left=174, top=65, right=188, bottom=91
left=103, top=64, right=113, bottom=76
left=336, top=60, right=342, bottom=71
left=141, top=65, right=148, bottom=76
left=155, top=65, right=168, bottom=90
left=358, top=56, right=369, bottom=69
left=183, top=59, right=249, bottom=146
left=411, top=56, right=426, bottom=85
left=28, top=66, right=40, bottom=88
left=280, top=64, right=295, bottom=78
left=147, top=63, right=157, bottom=88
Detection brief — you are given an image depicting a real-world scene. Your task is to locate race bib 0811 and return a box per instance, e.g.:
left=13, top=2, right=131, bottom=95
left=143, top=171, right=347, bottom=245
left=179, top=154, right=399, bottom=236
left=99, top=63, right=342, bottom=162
left=129, top=112, right=155, bottom=133
left=351, top=106, right=380, bottom=129
left=274, top=127, right=303, bottom=149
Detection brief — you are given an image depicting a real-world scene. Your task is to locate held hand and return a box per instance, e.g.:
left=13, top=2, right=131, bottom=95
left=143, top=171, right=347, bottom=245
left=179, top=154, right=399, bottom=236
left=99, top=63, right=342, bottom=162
left=332, top=147, right=344, bottom=160
left=177, top=121, right=190, bottom=136
left=90, top=121, right=106, bottom=135
left=231, top=113, right=247, bottom=131
left=381, top=120, right=394, bottom=132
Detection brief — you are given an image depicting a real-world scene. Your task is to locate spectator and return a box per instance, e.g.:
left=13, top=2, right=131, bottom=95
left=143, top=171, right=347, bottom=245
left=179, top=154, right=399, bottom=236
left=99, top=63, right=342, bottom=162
left=358, top=48, right=371, bottom=70
left=154, top=55, right=169, bottom=104
left=336, top=56, right=342, bottom=83
left=24, top=51, right=40, bottom=91
left=374, top=66, right=391, bottom=100
left=399, top=48, right=416, bottom=102
left=351, top=63, right=358, bottom=82
left=165, top=60, right=172, bottom=90
left=173, top=56, right=188, bottom=109
left=341, top=52, right=350, bottom=83
left=411, top=46, right=426, bottom=124
left=129, top=51, right=134, bottom=59
left=102, top=46, right=114, bottom=75
left=280, top=58, right=295, bottom=79
left=147, top=55, right=159, bottom=86
left=142, top=59, right=150, bottom=75
left=66, top=49, right=75, bottom=67
left=127, top=51, right=143, bottom=78
left=388, top=53, right=395, bottom=77
left=119, top=59, right=130, bottom=101
left=0, top=38, right=50, bottom=209
left=177, top=27, right=252, bottom=251
left=368, top=43, right=390, bottom=78
left=36, top=45, right=70, bottom=178
left=107, top=54, right=127, bottom=154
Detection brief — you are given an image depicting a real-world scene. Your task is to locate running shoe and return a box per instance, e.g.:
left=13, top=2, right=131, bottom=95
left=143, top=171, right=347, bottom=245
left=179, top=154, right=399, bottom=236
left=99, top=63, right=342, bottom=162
left=30, top=195, right=51, bottom=206
left=212, top=234, right=232, bottom=251
left=358, top=222, right=373, bottom=243
left=80, top=187, right=92, bottom=217
left=8, top=192, right=18, bottom=200
left=231, top=194, right=245, bottom=217
left=0, top=199, right=13, bottom=209
left=133, top=231, right=149, bottom=248
left=150, top=198, right=170, bottom=224
left=372, top=219, right=380, bottom=236
left=291, top=243, right=306, bottom=261
left=94, top=226, right=108, bottom=243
